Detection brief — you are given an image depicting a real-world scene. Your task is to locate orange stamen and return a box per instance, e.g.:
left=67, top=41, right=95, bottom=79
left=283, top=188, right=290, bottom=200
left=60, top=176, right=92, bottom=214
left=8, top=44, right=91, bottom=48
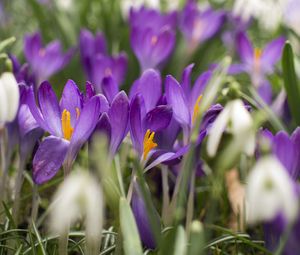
left=61, top=109, right=74, bottom=141
left=192, top=94, right=203, bottom=124
left=142, top=129, right=157, bottom=161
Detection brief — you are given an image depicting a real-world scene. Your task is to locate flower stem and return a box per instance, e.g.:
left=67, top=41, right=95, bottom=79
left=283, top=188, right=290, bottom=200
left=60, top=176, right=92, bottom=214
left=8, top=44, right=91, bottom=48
left=30, top=185, right=40, bottom=225
left=12, top=157, right=26, bottom=224
left=161, top=166, right=170, bottom=224
left=185, top=170, right=195, bottom=238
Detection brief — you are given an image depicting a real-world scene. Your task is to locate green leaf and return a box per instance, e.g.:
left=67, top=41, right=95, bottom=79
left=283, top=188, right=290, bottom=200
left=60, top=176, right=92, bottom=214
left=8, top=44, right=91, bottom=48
left=2, top=202, right=16, bottom=229
left=0, top=37, right=16, bottom=53
left=31, top=220, right=47, bottom=255
left=119, top=198, right=143, bottom=255
left=188, top=221, right=205, bottom=255
left=282, top=41, right=300, bottom=125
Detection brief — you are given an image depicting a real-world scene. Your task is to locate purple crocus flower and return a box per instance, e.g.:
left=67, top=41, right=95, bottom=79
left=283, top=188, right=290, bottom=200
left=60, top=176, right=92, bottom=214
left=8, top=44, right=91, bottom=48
left=234, top=31, right=285, bottom=87
left=179, top=0, right=225, bottom=52
left=129, top=7, right=176, bottom=71
left=79, top=29, right=128, bottom=91
left=24, top=32, right=73, bottom=86
left=166, top=64, right=212, bottom=143
left=94, top=90, right=130, bottom=156
left=26, top=80, right=101, bottom=184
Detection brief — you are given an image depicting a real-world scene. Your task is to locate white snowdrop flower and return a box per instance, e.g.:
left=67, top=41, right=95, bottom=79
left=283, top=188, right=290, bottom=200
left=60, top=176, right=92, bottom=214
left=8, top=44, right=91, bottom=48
left=233, top=0, right=288, bottom=32
left=55, top=0, right=73, bottom=11
left=283, top=0, right=300, bottom=37
left=49, top=171, right=104, bottom=254
left=0, top=72, right=19, bottom=126
left=246, top=156, right=298, bottom=224
left=207, top=99, right=255, bottom=157
left=121, top=0, right=160, bottom=18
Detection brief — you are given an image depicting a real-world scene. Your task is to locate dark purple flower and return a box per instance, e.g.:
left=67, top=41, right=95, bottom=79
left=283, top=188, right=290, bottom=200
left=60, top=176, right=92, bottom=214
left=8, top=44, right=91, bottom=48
left=165, top=64, right=212, bottom=143
left=79, top=29, right=128, bottom=91
left=24, top=32, right=73, bottom=85
left=179, top=1, right=224, bottom=51
left=129, top=7, right=176, bottom=71
left=26, top=80, right=101, bottom=184
left=234, top=31, right=285, bottom=87
left=95, top=90, right=130, bottom=155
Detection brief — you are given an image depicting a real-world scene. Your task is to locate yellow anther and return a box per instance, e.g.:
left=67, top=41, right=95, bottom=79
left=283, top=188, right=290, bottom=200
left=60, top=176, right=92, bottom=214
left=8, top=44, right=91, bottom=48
left=76, top=107, right=80, bottom=119
left=142, top=129, right=157, bottom=161
left=192, top=94, right=203, bottom=124
left=254, top=48, right=262, bottom=61
left=39, top=48, right=46, bottom=57
left=61, top=109, right=74, bottom=141
left=151, top=36, right=158, bottom=45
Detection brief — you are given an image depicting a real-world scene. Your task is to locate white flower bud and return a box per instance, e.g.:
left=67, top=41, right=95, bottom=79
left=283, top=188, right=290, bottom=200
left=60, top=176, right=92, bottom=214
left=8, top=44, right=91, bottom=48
left=246, top=156, right=298, bottom=224
left=0, top=72, right=19, bottom=124
left=207, top=99, right=255, bottom=157
left=49, top=171, right=104, bottom=254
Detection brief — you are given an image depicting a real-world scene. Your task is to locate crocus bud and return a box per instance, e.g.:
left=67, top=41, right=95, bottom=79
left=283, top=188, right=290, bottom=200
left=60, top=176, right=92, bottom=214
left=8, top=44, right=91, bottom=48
left=246, top=156, right=299, bottom=225
left=0, top=72, right=19, bottom=125
left=49, top=171, right=104, bottom=255
left=207, top=99, right=255, bottom=157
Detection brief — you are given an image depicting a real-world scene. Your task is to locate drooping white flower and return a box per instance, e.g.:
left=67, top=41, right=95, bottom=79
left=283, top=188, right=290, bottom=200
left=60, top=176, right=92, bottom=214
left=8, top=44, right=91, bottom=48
left=121, top=0, right=160, bottom=18
left=49, top=171, right=104, bottom=254
left=207, top=99, right=255, bottom=157
left=246, top=156, right=298, bottom=224
left=233, top=0, right=288, bottom=32
left=0, top=72, right=19, bottom=125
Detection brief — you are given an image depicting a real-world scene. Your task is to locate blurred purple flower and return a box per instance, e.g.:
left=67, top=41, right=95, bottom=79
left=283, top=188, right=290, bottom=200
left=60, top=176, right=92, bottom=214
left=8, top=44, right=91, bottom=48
left=179, top=0, right=224, bottom=51
left=26, top=80, right=101, bottom=184
left=129, top=7, right=176, bottom=71
left=24, top=32, right=73, bottom=86
left=79, top=29, right=128, bottom=91
left=233, top=31, right=285, bottom=87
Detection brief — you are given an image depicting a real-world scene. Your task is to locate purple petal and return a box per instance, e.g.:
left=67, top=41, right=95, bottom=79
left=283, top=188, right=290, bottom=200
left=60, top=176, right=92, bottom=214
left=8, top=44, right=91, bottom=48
left=181, top=63, right=194, bottom=98
left=236, top=32, right=253, bottom=65
left=38, top=81, right=62, bottom=137
left=258, top=81, right=273, bottom=104
left=98, top=94, right=109, bottom=113
left=108, top=91, right=129, bottom=155
left=59, top=80, right=83, bottom=126
left=101, top=76, right=118, bottom=104
left=129, top=94, right=146, bottom=155
left=33, top=136, right=69, bottom=184
left=95, top=112, right=112, bottom=144
left=70, top=96, right=101, bottom=159
left=24, top=32, right=42, bottom=66
left=144, top=105, right=172, bottom=132
left=85, top=81, right=96, bottom=99
left=165, top=75, right=190, bottom=127
left=139, top=69, right=162, bottom=112
left=18, top=104, right=41, bottom=138
left=262, top=37, right=285, bottom=73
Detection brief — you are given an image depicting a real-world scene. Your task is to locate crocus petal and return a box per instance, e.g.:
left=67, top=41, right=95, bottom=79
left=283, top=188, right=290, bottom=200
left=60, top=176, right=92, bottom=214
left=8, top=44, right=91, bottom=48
left=70, top=96, right=101, bottom=159
left=129, top=94, right=146, bottom=155
left=144, top=105, right=172, bottom=132
left=261, top=37, right=285, bottom=73
left=236, top=32, right=253, bottom=65
left=108, top=91, right=129, bottom=155
left=95, top=112, right=112, bottom=144
left=33, top=136, right=69, bottom=184
left=144, top=152, right=175, bottom=172
left=181, top=63, right=194, bottom=98
left=38, top=81, right=62, bottom=137
left=26, top=86, right=50, bottom=132
left=85, top=81, right=96, bottom=99
left=101, top=76, right=119, bottom=104
left=18, top=104, right=40, bottom=138
left=59, top=79, right=83, bottom=126
left=165, top=75, right=191, bottom=127
left=139, top=69, right=162, bottom=112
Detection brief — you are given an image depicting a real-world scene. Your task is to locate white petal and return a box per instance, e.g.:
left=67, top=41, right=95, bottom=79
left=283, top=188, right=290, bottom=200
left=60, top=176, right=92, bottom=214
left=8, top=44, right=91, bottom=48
left=0, top=72, right=19, bottom=122
left=207, top=104, right=231, bottom=157
left=0, top=80, right=8, bottom=125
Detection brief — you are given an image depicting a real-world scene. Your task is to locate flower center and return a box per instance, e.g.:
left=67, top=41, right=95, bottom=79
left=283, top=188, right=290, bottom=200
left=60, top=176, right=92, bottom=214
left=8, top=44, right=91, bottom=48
left=39, top=48, right=46, bottom=57
left=151, top=36, right=158, bottom=45
left=142, top=129, right=157, bottom=161
left=254, top=48, right=262, bottom=67
left=61, top=109, right=74, bottom=141
left=192, top=94, right=203, bottom=124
